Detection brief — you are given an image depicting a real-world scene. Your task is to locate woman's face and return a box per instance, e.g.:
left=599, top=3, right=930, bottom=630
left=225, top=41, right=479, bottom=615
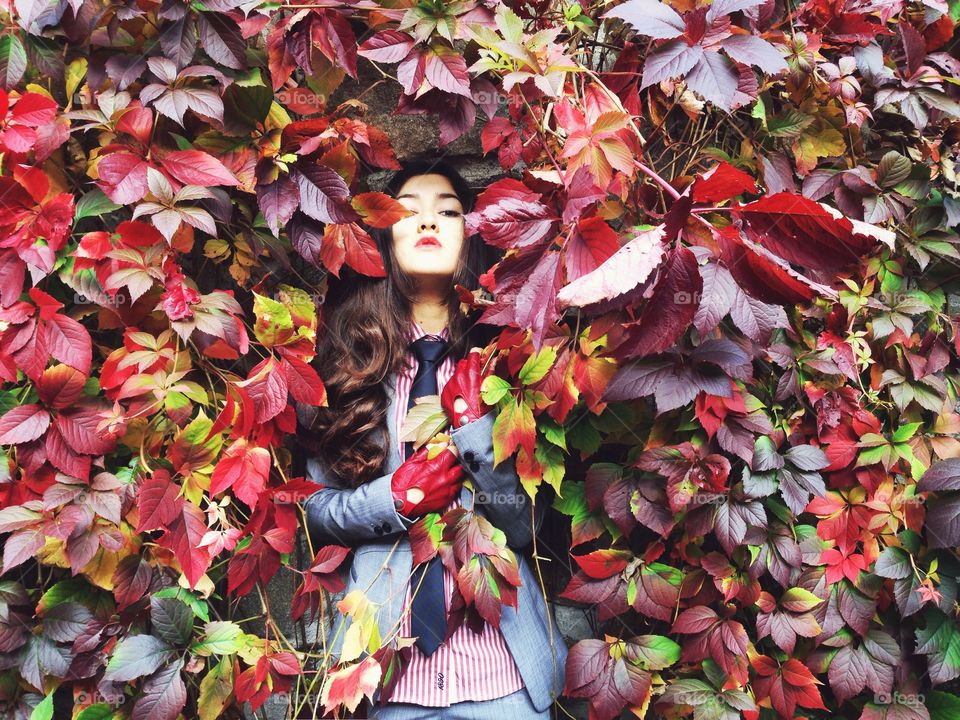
left=390, top=173, right=465, bottom=284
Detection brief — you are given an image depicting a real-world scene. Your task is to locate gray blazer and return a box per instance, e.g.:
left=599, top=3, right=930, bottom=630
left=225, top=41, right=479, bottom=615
left=303, top=373, right=567, bottom=712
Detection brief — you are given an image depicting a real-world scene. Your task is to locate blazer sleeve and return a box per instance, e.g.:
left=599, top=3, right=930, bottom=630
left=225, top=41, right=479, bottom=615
left=302, top=455, right=415, bottom=548
left=449, top=409, right=546, bottom=550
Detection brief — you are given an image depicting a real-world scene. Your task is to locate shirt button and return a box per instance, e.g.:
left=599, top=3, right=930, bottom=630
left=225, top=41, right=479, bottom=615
left=373, top=524, right=384, bottom=536
left=459, top=414, right=470, bottom=425
left=463, top=451, right=475, bottom=463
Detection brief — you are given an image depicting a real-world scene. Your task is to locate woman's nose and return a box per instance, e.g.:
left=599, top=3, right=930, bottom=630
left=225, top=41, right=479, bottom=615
left=418, top=213, right=437, bottom=232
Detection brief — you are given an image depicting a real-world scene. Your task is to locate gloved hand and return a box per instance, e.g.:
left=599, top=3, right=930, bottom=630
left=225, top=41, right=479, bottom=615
left=390, top=443, right=464, bottom=518
left=440, top=349, right=490, bottom=429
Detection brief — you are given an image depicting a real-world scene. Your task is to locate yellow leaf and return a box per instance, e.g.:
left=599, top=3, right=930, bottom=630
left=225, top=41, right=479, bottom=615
left=198, top=657, right=234, bottom=720
left=793, top=121, right=845, bottom=174
left=65, top=58, right=87, bottom=109
left=81, top=547, right=121, bottom=591
left=203, top=238, right=230, bottom=262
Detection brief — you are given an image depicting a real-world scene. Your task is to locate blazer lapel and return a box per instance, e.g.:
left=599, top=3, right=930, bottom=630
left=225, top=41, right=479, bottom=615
left=383, top=373, right=403, bottom=475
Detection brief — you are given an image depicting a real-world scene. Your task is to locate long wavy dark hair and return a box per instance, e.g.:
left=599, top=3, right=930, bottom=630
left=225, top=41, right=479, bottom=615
left=298, top=159, right=500, bottom=487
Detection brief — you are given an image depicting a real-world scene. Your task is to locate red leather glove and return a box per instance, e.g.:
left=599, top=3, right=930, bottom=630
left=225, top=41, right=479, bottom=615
left=440, top=350, right=490, bottom=429
left=390, top=444, right=464, bottom=518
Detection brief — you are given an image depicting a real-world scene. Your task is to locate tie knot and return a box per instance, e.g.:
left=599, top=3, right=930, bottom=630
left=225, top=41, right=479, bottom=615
left=409, top=336, right=449, bottom=365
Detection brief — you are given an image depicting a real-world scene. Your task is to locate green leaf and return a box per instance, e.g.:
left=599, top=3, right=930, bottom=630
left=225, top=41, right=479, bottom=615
left=76, top=705, right=116, bottom=720
left=874, top=546, right=912, bottom=579
left=29, top=693, right=54, bottom=720
left=915, top=608, right=960, bottom=685
left=38, top=577, right=96, bottom=612
left=193, top=621, right=243, bottom=656
left=518, top=346, right=558, bottom=385
left=540, top=417, right=567, bottom=450
left=0, top=35, right=27, bottom=91
left=253, top=292, right=293, bottom=347
left=74, top=188, right=122, bottom=222
left=927, top=690, right=960, bottom=720
left=779, top=587, right=823, bottom=612
left=154, top=587, right=210, bottom=622
left=480, top=375, right=512, bottom=405
left=150, top=595, right=194, bottom=646
left=892, top=421, right=923, bottom=444
left=766, top=109, right=813, bottom=138
left=628, top=635, right=681, bottom=670
left=103, top=634, right=175, bottom=682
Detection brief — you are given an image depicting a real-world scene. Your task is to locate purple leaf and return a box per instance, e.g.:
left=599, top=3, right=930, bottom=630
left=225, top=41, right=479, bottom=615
left=693, top=261, right=736, bottom=336
left=684, top=51, right=739, bottom=111
left=641, top=40, right=704, bottom=89
left=918, top=458, right=960, bottom=493
left=256, top=175, right=300, bottom=236
left=292, top=164, right=360, bottom=225
left=602, top=0, right=685, bottom=39
left=132, top=658, right=187, bottom=720
left=722, top=35, right=787, bottom=74
left=198, top=13, right=248, bottom=70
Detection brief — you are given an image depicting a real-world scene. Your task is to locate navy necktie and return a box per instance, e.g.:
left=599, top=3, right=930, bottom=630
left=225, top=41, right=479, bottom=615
left=406, top=335, right=449, bottom=656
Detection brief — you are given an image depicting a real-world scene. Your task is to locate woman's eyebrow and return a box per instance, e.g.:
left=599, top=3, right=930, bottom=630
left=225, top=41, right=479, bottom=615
left=396, top=192, right=462, bottom=202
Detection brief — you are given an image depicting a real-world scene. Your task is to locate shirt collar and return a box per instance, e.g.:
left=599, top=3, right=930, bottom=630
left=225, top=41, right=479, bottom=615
left=410, top=318, right=450, bottom=341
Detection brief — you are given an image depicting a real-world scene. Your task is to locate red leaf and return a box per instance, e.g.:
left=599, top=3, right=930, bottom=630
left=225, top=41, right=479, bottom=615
left=116, top=106, right=153, bottom=144
left=615, top=245, right=701, bottom=358
left=55, top=403, right=117, bottom=455
left=573, top=549, right=631, bottom=579
left=350, top=192, right=413, bottom=228
left=10, top=93, right=57, bottom=126
left=320, top=656, right=381, bottom=715
left=157, top=500, right=211, bottom=589
left=752, top=656, right=827, bottom=718
left=424, top=45, right=472, bottom=97
left=558, top=226, right=665, bottom=308
left=311, top=9, right=358, bottom=79
left=36, top=364, right=86, bottom=409
left=97, top=152, right=149, bottom=204
left=45, top=314, right=92, bottom=376
left=692, top=162, right=758, bottom=203
left=209, top=438, right=271, bottom=508
left=0, top=404, right=50, bottom=444
left=322, top=222, right=385, bottom=278
left=468, top=178, right=557, bottom=249
left=357, top=29, right=414, bottom=63
left=239, top=356, right=289, bottom=423
left=136, top=472, right=184, bottom=532
left=716, top=227, right=819, bottom=305
left=282, top=355, right=327, bottom=406
left=733, top=192, right=877, bottom=271
left=161, top=150, right=240, bottom=187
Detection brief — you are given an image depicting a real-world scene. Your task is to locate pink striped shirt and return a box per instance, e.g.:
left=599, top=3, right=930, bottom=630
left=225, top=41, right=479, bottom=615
left=388, top=319, right=524, bottom=706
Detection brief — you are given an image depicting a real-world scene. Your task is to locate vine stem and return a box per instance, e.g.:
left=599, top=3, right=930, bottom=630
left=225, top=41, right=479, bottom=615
left=634, top=159, right=681, bottom=200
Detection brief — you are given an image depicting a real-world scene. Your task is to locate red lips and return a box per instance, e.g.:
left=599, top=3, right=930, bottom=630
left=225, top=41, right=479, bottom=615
left=416, top=235, right=441, bottom=247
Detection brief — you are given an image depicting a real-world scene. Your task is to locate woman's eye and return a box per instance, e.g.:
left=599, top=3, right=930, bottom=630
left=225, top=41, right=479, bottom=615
left=442, top=210, right=462, bottom=217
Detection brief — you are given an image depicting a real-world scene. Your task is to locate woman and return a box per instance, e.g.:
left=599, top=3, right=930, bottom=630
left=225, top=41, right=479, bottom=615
left=298, top=159, right=567, bottom=719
